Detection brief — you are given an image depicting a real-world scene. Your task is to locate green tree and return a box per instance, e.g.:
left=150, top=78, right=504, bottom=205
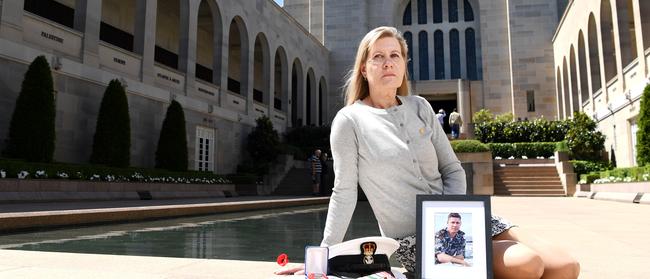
left=472, top=109, right=493, bottom=124
left=3, top=55, right=56, bottom=162
left=241, top=116, right=280, bottom=175
left=565, top=111, right=605, bottom=161
left=155, top=100, right=188, bottom=171
left=637, top=84, right=650, bottom=166
left=90, top=79, right=131, bottom=167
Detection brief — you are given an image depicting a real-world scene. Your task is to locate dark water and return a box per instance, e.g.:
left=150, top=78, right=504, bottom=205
left=0, top=202, right=381, bottom=262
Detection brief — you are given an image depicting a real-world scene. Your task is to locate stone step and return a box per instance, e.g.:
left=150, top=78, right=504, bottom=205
left=494, top=185, right=564, bottom=190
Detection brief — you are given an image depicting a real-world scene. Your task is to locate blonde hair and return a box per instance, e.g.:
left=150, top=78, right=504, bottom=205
left=343, top=26, right=411, bottom=106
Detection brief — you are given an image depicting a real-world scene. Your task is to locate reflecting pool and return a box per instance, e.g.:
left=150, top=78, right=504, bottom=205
left=0, top=202, right=381, bottom=262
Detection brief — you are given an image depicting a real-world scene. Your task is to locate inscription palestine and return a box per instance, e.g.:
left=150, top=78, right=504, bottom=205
left=41, top=31, right=63, bottom=43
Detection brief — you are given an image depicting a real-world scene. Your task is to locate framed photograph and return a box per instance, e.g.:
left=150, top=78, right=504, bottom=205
left=416, top=195, right=493, bottom=279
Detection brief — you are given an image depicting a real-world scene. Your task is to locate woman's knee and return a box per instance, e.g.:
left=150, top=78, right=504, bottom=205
left=542, top=257, right=580, bottom=279
left=493, top=240, right=544, bottom=279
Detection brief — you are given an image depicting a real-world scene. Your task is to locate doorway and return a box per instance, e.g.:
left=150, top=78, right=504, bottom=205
left=428, top=99, right=457, bottom=134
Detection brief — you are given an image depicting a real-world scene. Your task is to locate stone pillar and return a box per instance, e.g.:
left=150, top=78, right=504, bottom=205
left=412, top=29, right=420, bottom=80
left=179, top=0, right=199, bottom=95
left=217, top=27, right=229, bottom=107
left=267, top=51, right=275, bottom=117
left=245, top=39, right=255, bottom=117
left=444, top=31, right=451, bottom=80
left=458, top=79, right=471, bottom=135
left=74, top=0, right=102, bottom=66
left=0, top=0, right=25, bottom=41
left=631, top=0, right=648, bottom=78
left=134, top=0, right=157, bottom=84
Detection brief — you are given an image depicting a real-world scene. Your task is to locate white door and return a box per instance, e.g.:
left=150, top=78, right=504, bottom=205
left=195, top=127, right=216, bottom=172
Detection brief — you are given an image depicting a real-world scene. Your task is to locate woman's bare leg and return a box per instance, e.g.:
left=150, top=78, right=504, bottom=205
left=493, top=240, right=544, bottom=279
left=494, top=227, right=580, bottom=279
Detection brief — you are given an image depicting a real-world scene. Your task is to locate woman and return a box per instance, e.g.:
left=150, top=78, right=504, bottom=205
left=276, top=26, right=579, bottom=279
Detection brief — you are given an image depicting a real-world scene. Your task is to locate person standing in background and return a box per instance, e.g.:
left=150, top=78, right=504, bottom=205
left=449, top=108, right=462, bottom=139
left=309, top=149, right=322, bottom=196
left=319, top=152, right=330, bottom=196
left=435, top=109, right=446, bottom=127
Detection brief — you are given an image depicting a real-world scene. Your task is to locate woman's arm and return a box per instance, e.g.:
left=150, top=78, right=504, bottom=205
left=320, top=113, right=360, bottom=246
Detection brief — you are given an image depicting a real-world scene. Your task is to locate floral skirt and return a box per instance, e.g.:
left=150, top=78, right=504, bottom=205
left=394, top=215, right=514, bottom=273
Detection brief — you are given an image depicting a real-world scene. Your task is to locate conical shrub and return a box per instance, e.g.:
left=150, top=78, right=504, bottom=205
left=637, top=84, right=650, bottom=166
left=4, top=55, right=56, bottom=162
left=90, top=79, right=131, bottom=167
left=155, top=100, right=188, bottom=171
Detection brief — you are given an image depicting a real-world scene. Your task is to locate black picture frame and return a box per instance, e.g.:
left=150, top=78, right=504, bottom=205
left=416, top=195, right=493, bottom=279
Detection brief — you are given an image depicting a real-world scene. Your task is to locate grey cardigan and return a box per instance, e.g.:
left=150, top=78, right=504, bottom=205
left=321, top=95, right=466, bottom=246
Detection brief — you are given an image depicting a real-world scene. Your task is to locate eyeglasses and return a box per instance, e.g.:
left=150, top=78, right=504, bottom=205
left=366, top=53, right=405, bottom=65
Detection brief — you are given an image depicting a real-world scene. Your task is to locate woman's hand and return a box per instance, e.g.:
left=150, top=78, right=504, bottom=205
left=274, top=264, right=305, bottom=275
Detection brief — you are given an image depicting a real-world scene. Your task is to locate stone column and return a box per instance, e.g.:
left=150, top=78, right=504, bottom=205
left=458, top=79, right=471, bottom=135
left=444, top=30, right=451, bottom=80
left=179, top=0, right=199, bottom=95
left=631, top=0, right=648, bottom=78
left=412, top=29, right=420, bottom=81
left=245, top=38, right=255, bottom=117
left=267, top=50, right=275, bottom=118
left=459, top=27, right=467, bottom=79
left=74, top=0, right=102, bottom=67
left=217, top=26, right=229, bottom=107
left=134, top=0, right=157, bottom=84
left=0, top=0, right=25, bottom=41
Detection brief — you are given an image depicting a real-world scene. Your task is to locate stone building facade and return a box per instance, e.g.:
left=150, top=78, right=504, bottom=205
left=0, top=0, right=329, bottom=173
left=553, top=0, right=649, bottom=167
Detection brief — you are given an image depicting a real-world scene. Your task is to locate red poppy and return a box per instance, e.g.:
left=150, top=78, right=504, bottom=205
left=276, top=253, right=289, bottom=266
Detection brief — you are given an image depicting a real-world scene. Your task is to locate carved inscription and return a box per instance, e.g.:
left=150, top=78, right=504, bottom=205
left=156, top=73, right=180, bottom=84
left=41, top=31, right=63, bottom=43
left=113, top=57, right=126, bottom=65
left=198, top=87, right=215, bottom=96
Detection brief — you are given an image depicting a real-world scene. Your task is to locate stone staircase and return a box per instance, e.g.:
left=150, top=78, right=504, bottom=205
left=493, top=164, right=566, bottom=196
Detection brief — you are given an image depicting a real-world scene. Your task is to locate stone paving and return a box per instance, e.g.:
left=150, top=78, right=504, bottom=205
left=0, top=196, right=647, bottom=278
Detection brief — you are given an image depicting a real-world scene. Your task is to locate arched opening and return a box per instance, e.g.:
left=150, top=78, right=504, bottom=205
left=227, top=17, right=249, bottom=96
left=466, top=28, right=477, bottom=80
left=417, top=0, right=427, bottom=25
left=319, top=77, right=326, bottom=126
left=403, top=1, right=412, bottom=26
left=434, top=30, right=445, bottom=79
left=600, top=0, right=618, bottom=82
left=588, top=14, right=603, bottom=92
left=99, top=0, right=136, bottom=52
left=556, top=68, right=563, bottom=119
left=615, top=0, right=637, bottom=67
left=306, top=69, right=316, bottom=126
left=418, top=31, right=430, bottom=80
left=195, top=0, right=215, bottom=83
left=432, top=0, right=443, bottom=23
left=448, top=0, right=458, bottom=23
left=450, top=29, right=460, bottom=79
left=578, top=31, right=589, bottom=105
left=253, top=33, right=270, bottom=104
left=24, top=0, right=76, bottom=29
left=274, top=47, right=288, bottom=111
left=562, top=58, right=571, bottom=119
left=404, top=32, right=414, bottom=78
left=640, top=0, right=650, bottom=50
left=464, top=0, right=474, bottom=22
left=570, top=46, right=579, bottom=113
left=291, top=59, right=303, bottom=127
left=155, top=0, right=180, bottom=69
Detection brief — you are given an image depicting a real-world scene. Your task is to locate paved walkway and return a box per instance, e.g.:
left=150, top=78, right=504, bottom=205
left=0, top=196, right=647, bottom=278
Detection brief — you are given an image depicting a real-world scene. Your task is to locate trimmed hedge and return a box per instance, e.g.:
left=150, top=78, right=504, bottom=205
left=0, top=158, right=251, bottom=184
left=90, top=79, right=131, bottom=167
left=451, top=140, right=490, bottom=153
left=3, top=55, right=56, bottom=162
left=580, top=165, right=650, bottom=184
left=475, top=118, right=570, bottom=143
left=488, top=142, right=557, bottom=158
left=571, top=160, right=611, bottom=176
left=155, top=100, right=188, bottom=171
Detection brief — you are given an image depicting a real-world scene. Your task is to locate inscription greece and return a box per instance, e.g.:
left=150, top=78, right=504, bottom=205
left=41, top=31, right=64, bottom=43
left=113, top=57, right=126, bottom=65
left=156, top=73, right=180, bottom=84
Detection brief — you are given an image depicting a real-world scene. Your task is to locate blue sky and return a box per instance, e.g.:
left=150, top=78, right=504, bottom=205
left=275, top=0, right=284, bottom=7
